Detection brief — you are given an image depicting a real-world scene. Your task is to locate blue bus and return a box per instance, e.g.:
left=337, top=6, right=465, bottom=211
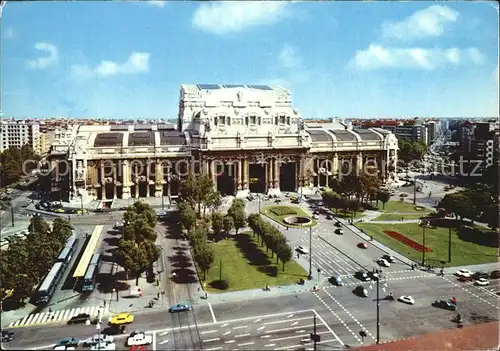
left=81, top=254, right=101, bottom=292
left=34, top=262, right=65, bottom=305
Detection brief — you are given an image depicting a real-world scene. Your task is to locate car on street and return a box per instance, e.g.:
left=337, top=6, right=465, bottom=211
left=329, top=276, right=344, bottom=286
left=296, top=246, right=309, bottom=254
left=334, top=228, right=343, bottom=235
left=1, top=330, right=14, bottom=342
left=108, top=313, right=134, bottom=325
left=55, top=208, right=66, bottom=213
left=53, top=347, right=75, bottom=351
left=334, top=221, right=341, bottom=227
left=169, top=303, right=192, bottom=313
left=87, top=335, right=114, bottom=345
left=326, top=214, right=333, bottom=220
left=367, top=271, right=380, bottom=280
left=377, top=259, right=391, bottom=267
left=381, top=254, right=396, bottom=263
left=432, top=300, right=457, bottom=311
left=127, top=331, right=153, bottom=346
left=102, top=325, right=126, bottom=335
left=312, top=214, right=319, bottom=220
left=55, top=338, right=80, bottom=347
left=21, top=201, right=31, bottom=208
left=355, top=271, right=371, bottom=281
left=90, top=342, right=116, bottom=350
left=458, top=275, right=473, bottom=282
left=398, top=295, right=415, bottom=305
left=317, top=202, right=324, bottom=206
left=357, top=242, right=368, bottom=249
left=353, top=285, right=368, bottom=297
left=475, top=278, right=490, bottom=286
left=490, top=270, right=500, bottom=279
left=68, top=313, right=91, bottom=325
left=473, top=272, right=489, bottom=279
left=455, top=269, right=472, bottom=277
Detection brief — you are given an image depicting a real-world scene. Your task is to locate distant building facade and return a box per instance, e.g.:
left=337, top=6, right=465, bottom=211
left=458, top=121, right=499, bottom=171
left=45, top=84, right=399, bottom=203
left=0, top=120, right=40, bottom=153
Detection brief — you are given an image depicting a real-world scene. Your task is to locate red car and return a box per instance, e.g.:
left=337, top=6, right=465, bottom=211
left=357, top=242, right=368, bottom=249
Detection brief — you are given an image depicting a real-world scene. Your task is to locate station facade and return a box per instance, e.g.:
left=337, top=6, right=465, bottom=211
left=47, top=84, right=399, bottom=202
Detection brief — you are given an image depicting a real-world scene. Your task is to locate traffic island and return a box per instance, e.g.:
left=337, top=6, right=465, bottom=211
left=260, top=205, right=317, bottom=228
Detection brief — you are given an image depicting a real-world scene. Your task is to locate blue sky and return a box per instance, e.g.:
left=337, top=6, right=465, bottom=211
left=1, top=1, right=498, bottom=119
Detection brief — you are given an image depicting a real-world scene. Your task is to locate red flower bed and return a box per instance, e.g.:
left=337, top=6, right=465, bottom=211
left=383, top=230, right=433, bottom=253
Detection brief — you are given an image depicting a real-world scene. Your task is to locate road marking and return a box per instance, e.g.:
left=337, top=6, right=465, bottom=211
left=254, top=318, right=262, bottom=323
left=159, top=331, right=169, bottom=336
left=314, top=293, right=357, bottom=344
left=201, top=330, right=218, bottom=335
left=291, top=321, right=298, bottom=326
left=152, top=329, right=156, bottom=350
left=238, top=342, right=255, bottom=347
left=235, top=333, right=251, bottom=338
left=265, top=344, right=276, bottom=347
left=266, top=324, right=314, bottom=334
left=258, top=326, right=266, bottom=331
left=271, top=331, right=330, bottom=342
left=225, top=340, right=236, bottom=344
left=443, top=277, right=500, bottom=310
left=203, top=338, right=220, bottom=343
left=208, top=303, right=217, bottom=323
left=221, top=323, right=229, bottom=327
left=158, top=340, right=169, bottom=344
left=205, top=348, right=222, bottom=351
left=263, top=316, right=311, bottom=325
left=261, top=335, right=271, bottom=339
left=295, top=330, right=305, bottom=333
left=274, top=338, right=340, bottom=350
left=287, top=314, right=294, bottom=318
left=223, top=331, right=232, bottom=336
left=232, top=325, right=247, bottom=329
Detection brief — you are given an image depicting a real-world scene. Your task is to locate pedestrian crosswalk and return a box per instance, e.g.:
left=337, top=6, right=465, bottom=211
left=8, top=305, right=107, bottom=328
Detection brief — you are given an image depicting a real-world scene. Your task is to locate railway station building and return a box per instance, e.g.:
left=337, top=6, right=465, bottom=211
left=45, top=84, right=399, bottom=202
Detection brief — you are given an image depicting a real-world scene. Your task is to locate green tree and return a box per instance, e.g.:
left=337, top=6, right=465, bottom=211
left=11, top=273, right=37, bottom=303
left=247, top=213, right=260, bottom=237
left=194, top=244, right=214, bottom=280
left=179, top=174, right=217, bottom=216
left=179, top=202, right=196, bottom=233
left=139, top=240, right=161, bottom=272
left=377, top=190, right=391, bottom=210
left=115, top=240, right=149, bottom=285
left=277, top=242, right=293, bottom=272
left=227, top=199, right=246, bottom=234
left=398, top=139, right=427, bottom=163
left=28, top=214, right=50, bottom=236
left=211, top=212, right=224, bottom=240
left=51, top=217, right=73, bottom=244
left=223, top=216, right=234, bottom=235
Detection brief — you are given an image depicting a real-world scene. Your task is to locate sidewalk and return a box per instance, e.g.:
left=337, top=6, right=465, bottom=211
left=107, top=276, right=163, bottom=314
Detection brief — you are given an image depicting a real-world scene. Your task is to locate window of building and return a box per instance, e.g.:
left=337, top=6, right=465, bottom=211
left=279, top=115, right=286, bottom=124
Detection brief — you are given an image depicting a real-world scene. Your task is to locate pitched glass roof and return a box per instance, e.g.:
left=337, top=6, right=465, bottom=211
left=197, top=84, right=220, bottom=90
left=129, top=132, right=155, bottom=146
left=223, top=84, right=245, bottom=88
left=247, top=85, right=272, bottom=90
left=94, top=133, right=124, bottom=147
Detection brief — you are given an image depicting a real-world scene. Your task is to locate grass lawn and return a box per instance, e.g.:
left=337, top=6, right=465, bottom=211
left=356, top=221, right=498, bottom=267
left=375, top=200, right=428, bottom=213
left=261, top=205, right=317, bottom=228
left=373, top=213, right=425, bottom=221
left=199, top=232, right=307, bottom=293
left=332, top=209, right=365, bottom=219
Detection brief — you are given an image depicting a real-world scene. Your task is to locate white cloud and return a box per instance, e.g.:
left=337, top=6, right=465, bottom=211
left=71, top=52, right=150, bottom=78
left=3, top=27, right=15, bottom=39
left=26, top=42, right=59, bottom=69
left=350, top=44, right=486, bottom=71
left=382, top=5, right=459, bottom=41
left=145, top=1, right=165, bottom=8
left=192, top=1, right=290, bottom=35
left=279, top=45, right=302, bottom=69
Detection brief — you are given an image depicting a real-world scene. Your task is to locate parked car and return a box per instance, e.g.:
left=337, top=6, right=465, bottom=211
left=329, top=276, right=344, bottom=286
left=127, top=331, right=152, bottom=346
left=458, top=276, right=473, bottom=282
left=296, top=246, right=309, bottom=254
left=68, top=313, right=91, bottom=325
left=432, top=300, right=457, bottom=311
left=353, top=286, right=368, bottom=297
left=108, top=313, right=134, bottom=325
left=367, top=271, right=380, bottom=280
left=355, top=271, right=371, bottom=281
left=21, top=201, right=31, bottom=208
left=334, top=229, right=343, bottom=235
left=102, top=325, right=126, bottom=335
left=398, top=295, right=415, bottom=305
left=326, top=214, right=333, bottom=220
left=312, top=214, right=319, bottom=220
left=377, top=259, right=391, bottom=267
left=473, top=272, right=489, bottom=279
left=381, top=254, right=396, bottom=263
left=169, top=303, right=192, bottom=313
left=87, top=334, right=114, bottom=345
left=90, top=342, right=116, bottom=350
left=334, top=221, right=341, bottom=227
left=490, top=270, right=500, bottom=279
left=455, top=269, right=472, bottom=277
left=357, top=242, right=368, bottom=249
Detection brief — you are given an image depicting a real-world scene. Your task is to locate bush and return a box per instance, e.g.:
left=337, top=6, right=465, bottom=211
left=269, top=206, right=297, bottom=216
left=210, top=279, right=230, bottom=290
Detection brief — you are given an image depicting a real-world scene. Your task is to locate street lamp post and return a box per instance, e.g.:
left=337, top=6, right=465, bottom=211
left=370, top=276, right=388, bottom=344
left=413, top=175, right=417, bottom=205
left=308, top=227, right=313, bottom=279
left=421, top=221, right=428, bottom=266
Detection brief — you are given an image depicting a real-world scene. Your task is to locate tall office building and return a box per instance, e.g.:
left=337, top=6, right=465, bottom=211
left=0, top=120, right=41, bottom=153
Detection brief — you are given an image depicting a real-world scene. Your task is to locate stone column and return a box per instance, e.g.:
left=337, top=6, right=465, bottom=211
left=155, top=159, right=163, bottom=197
left=100, top=160, right=105, bottom=200
left=357, top=152, right=363, bottom=176
left=316, top=158, right=320, bottom=187
left=122, top=160, right=131, bottom=199
left=238, top=159, right=243, bottom=191
left=166, top=169, right=172, bottom=197
left=243, top=159, right=249, bottom=190
left=113, top=164, right=117, bottom=199
left=210, top=160, right=217, bottom=191
left=145, top=160, right=150, bottom=198
left=274, top=157, right=280, bottom=189
left=333, top=153, right=339, bottom=178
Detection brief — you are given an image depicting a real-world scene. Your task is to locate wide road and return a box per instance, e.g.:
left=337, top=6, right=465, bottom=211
left=6, top=272, right=499, bottom=350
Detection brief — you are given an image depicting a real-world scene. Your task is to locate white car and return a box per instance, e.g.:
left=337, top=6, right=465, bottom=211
left=89, top=335, right=114, bottom=345
left=475, top=278, right=490, bottom=286
left=53, top=347, right=75, bottom=351
left=90, top=342, right=116, bottom=350
left=296, top=246, right=309, bottom=254
left=455, top=269, right=472, bottom=277
left=377, top=259, right=390, bottom=267
left=312, top=214, right=319, bottom=220
left=127, top=332, right=153, bottom=346
left=398, top=295, right=415, bottom=305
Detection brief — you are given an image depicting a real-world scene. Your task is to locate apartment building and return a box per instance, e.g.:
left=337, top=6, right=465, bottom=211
left=380, top=124, right=428, bottom=145
left=0, top=120, right=41, bottom=153
left=458, top=120, right=499, bottom=170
